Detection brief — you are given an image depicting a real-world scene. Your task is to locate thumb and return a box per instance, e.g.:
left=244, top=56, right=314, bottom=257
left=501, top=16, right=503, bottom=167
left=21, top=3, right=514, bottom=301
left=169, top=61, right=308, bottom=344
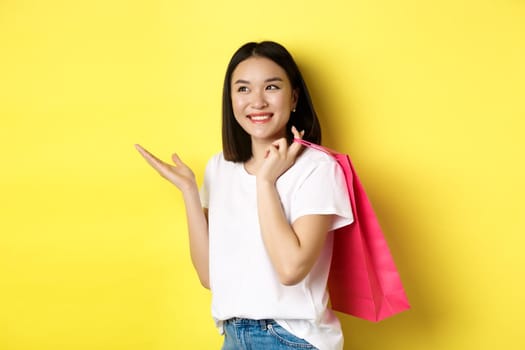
left=289, top=139, right=303, bottom=158
left=289, top=126, right=305, bottom=157
left=171, top=153, right=183, bottom=166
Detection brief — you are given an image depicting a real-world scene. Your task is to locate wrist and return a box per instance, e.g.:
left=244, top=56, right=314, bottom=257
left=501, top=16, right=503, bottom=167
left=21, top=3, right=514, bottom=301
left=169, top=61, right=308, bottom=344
left=256, top=177, right=276, bottom=188
left=181, top=181, right=199, bottom=197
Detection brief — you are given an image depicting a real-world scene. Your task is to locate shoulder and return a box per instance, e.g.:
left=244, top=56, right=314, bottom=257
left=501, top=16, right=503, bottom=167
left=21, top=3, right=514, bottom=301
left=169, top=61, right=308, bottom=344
left=207, top=151, right=225, bottom=165
left=294, top=147, right=338, bottom=170
left=204, top=151, right=238, bottom=174
left=279, top=147, right=339, bottom=186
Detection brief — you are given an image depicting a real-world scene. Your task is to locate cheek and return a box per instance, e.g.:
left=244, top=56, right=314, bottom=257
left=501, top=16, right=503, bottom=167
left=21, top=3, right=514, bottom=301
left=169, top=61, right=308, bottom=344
left=231, top=96, right=246, bottom=119
left=273, top=95, right=292, bottom=110
left=231, top=94, right=246, bottom=108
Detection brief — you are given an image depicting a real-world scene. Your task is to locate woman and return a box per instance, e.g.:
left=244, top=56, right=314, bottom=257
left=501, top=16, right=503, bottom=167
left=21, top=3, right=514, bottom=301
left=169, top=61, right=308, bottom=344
left=136, top=41, right=353, bottom=350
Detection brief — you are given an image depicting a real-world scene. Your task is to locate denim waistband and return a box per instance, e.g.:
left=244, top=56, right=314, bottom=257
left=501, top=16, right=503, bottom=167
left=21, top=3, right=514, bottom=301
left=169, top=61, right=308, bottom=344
left=224, top=318, right=276, bottom=330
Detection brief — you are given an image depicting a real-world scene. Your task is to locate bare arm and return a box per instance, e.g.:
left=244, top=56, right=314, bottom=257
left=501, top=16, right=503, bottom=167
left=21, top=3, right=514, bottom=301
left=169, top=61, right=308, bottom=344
left=255, top=130, right=333, bottom=286
left=257, top=180, right=333, bottom=285
left=135, top=144, right=210, bottom=289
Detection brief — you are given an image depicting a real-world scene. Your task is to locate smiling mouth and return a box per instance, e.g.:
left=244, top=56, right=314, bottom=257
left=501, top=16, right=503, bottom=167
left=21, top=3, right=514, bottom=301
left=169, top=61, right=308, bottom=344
left=248, top=113, right=273, bottom=123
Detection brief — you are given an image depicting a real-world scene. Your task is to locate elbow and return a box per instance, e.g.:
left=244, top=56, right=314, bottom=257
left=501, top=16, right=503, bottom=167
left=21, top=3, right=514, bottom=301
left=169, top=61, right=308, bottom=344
left=199, top=276, right=210, bottom=290
left=280, top=277, right=303, bottom=287
left=195, top=268, right=210, bottom=289
left=277, top=265, right=308, bottom=286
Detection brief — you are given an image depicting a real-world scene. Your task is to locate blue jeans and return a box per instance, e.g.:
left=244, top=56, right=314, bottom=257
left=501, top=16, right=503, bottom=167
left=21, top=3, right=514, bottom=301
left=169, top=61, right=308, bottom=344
left=221, top=318, right=318, bottom=350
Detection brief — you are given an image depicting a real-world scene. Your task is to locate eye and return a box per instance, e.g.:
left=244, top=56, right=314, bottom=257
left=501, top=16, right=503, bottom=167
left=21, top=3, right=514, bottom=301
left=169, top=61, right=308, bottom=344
left=237, top=86, right=249, bottom=93
left=266, top=84, right=280, bottom=91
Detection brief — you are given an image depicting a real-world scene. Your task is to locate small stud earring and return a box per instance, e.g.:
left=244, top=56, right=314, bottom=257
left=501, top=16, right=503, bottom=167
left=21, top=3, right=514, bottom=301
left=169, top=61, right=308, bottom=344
left=292, top=108, right=296, bottom=112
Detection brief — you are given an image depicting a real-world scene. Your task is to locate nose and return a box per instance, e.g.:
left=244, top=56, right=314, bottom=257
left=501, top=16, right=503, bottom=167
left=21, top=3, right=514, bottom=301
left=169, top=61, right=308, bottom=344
left=250, top=90, right=268, bottom=109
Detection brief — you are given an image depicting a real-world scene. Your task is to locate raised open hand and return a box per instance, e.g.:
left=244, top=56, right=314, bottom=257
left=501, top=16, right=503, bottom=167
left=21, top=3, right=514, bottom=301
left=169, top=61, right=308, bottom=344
left=135, top=144, right=197, bottom=193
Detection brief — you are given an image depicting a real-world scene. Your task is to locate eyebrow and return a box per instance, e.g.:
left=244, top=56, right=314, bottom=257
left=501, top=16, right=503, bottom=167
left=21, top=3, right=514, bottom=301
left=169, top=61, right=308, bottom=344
left=233, top=77, right=284, bottom=84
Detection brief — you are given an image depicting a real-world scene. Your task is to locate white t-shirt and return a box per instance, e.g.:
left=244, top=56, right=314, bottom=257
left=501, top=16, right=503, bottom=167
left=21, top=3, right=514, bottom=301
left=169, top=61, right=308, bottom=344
left=200, top=147, right=354, bottom=350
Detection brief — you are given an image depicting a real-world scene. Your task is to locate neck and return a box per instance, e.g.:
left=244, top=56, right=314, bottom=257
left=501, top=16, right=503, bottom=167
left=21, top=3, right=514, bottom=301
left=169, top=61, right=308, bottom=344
left=244, top=137, right=285, bottom=174
left=251, top=135, right=291, bottom=161
left=250, top=139, right=271, bottom=162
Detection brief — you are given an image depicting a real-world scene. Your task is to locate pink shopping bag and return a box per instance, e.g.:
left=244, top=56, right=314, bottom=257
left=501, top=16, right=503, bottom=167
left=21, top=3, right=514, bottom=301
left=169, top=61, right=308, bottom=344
left=294, top=139, right=410, bottom=322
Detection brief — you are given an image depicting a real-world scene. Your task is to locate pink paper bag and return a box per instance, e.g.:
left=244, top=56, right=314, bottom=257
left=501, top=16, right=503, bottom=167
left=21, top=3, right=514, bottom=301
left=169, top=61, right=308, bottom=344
left=295, top=139, right=410, bottom=322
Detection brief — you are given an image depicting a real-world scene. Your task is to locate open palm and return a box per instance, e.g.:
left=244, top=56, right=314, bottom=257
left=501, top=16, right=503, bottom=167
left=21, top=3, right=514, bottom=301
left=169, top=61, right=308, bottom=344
left=135, top=144, right=196, bottom=192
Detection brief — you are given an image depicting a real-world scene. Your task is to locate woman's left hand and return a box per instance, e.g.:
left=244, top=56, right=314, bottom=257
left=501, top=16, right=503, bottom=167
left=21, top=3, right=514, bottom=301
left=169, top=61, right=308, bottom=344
left=257, top=126, right=305, bottom=184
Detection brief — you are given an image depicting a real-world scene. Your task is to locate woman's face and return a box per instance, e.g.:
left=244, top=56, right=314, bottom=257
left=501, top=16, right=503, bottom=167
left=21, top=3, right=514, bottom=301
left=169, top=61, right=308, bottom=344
left=230, top=57, right=298, bottom=144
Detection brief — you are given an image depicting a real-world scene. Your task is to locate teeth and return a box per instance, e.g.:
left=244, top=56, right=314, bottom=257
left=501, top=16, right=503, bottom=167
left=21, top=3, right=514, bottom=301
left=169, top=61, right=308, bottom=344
left=249, top=115, right=271, bottom=121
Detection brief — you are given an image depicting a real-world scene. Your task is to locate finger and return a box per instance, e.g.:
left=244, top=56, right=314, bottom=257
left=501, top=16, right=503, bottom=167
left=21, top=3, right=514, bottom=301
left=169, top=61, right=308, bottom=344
left=265, top=144, right=280, bottom=160
left=135, top=144, right=158, bottom=163
left=288, top=138, right=303, bottom=158
left=291, top=126, right=300, bottom=139
left=135, top=144, right=167, bottom=170
left=291, top=126, right=305, bottom=140
left=288, top=130, right=304, bottom=158
left=273, top=138, right=288, bottom=156
left=290, top=126, right=304, bottom=150
left=171, top=153, right=184, bottom=166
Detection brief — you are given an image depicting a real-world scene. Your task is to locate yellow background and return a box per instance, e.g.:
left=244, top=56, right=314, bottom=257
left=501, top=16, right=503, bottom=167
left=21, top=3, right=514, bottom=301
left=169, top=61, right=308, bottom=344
left=1, top=0, right=524, bottom=349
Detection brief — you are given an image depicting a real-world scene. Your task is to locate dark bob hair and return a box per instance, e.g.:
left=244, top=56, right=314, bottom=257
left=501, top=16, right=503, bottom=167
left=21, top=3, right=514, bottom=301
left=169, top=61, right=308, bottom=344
left=222, top=41, right=322, bottom=162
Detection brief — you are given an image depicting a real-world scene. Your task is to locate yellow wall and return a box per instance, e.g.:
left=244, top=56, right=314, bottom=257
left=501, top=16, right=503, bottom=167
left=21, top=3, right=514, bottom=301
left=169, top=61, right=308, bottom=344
left=1, top=1, right=524, bottom=349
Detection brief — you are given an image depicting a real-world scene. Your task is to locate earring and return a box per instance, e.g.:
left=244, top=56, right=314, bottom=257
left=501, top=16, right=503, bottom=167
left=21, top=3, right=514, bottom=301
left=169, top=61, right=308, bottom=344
left=292, top=108, right=296, bottom=112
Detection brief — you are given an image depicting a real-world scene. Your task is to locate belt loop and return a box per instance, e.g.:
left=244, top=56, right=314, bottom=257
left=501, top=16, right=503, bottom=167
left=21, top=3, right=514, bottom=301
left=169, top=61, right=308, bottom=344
left=259, top=319, right=268, bottom=330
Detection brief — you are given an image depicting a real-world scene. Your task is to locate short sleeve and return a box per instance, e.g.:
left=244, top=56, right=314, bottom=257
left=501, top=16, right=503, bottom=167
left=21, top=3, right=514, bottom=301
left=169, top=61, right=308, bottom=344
left=200, top=183, right=209, bottom=209
left=290, top=158, right=354, bottom=231
left=199, top=156, right=215, bottom=209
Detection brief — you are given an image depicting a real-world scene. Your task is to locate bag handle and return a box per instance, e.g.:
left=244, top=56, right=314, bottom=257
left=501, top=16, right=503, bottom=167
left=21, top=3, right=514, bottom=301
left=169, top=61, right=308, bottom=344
left=293, top=138, right=337, bottom=156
